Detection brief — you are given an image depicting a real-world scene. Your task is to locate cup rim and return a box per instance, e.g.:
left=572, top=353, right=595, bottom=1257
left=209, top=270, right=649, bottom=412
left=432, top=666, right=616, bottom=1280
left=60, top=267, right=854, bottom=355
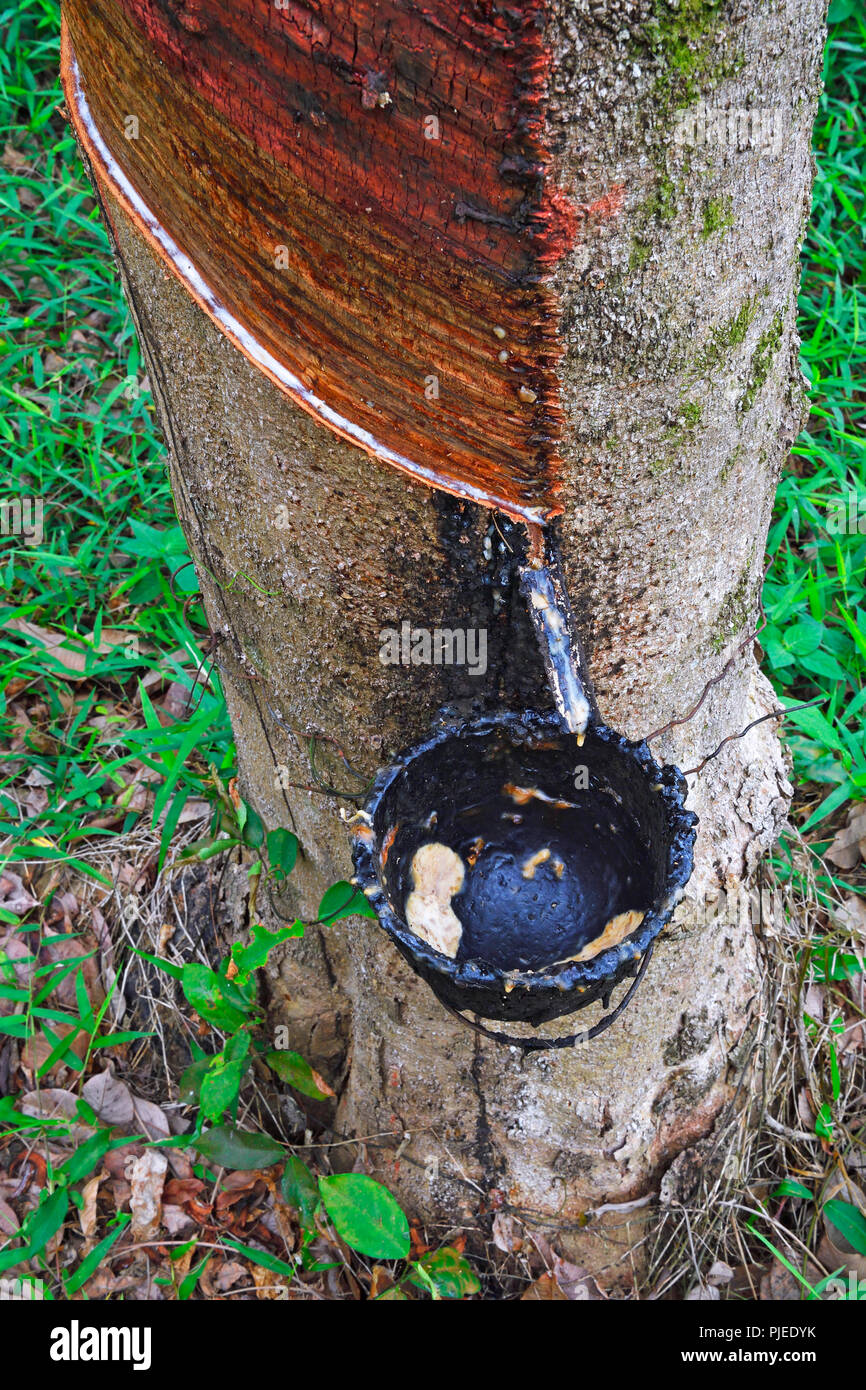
left=350, top=708, right=698, bottom=1008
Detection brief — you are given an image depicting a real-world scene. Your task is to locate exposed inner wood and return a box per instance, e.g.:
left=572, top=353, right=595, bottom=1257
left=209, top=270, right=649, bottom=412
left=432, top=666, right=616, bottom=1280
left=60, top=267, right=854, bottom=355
left=59, top=0, right=612, bottom=521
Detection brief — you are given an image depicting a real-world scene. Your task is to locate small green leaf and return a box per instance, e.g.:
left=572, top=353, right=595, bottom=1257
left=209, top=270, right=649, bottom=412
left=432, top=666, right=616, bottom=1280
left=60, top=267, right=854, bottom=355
left=90, top=1029, right=153, bottom=1049
left=809, top=944, right=864, bottom=982
left=195, top=1124, right=283, bottom=1170
left=64, top=1216, right=130, bottom=1295
left=241, top=806, right=265, bottom=848
left=746, top=1225, right=822, bottom=1299
left=281, top=1156, right=319, bottom=1229
left=772, top=1180, right=814, bottom=1201
left=0, top=1015, right=29, bottom=1038
left=178, top=836, right=241, bottom=864
left=230, top=921, right=303, bottom=981
left=318, top=1173, right=409, bottom=1260
left=267, top=828, right=298, bottom=877
left=824, top=1199, right=866, bottom=1256
left=131, top=947, right=184, bottom=981
left=224, top=1031, right=251, bottom=1064
left=181, top=962, right=251, bottom=1030
left=317, top=881, right=377, bottom=924
left=58, top=1130, right=122, bottom=1185
left=222, top=1239, right=296, bottom=1279
left=267, top=1048, right=334, bottom=1100
left=782, top=618, right=825, bottom=659
left=829, top=1043, right=841, bottom=1102
left=815, top=1103, right=835, bottom=1140
left=178, top=1253, right=211, bottom=1300
left=179, top=1056, right=213, bottom=1105
left=408, top=1246, right=481, bottom=1299
left=76, top=1097, right=99, bottom=1127
left=200, top=1054, right=247, bottom=1122
left=828, top=0, right=858, bottom=22
left=21, top=1187, right=69, bottom=1258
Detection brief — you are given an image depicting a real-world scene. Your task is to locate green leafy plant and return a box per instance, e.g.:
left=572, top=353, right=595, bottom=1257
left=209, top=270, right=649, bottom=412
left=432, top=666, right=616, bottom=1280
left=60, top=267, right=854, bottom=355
left=281, top=1158, right=479, bottom=1299
left=824, top=1198, right=866, bottom=1256
left=131, top=797, right=477, bottom=1297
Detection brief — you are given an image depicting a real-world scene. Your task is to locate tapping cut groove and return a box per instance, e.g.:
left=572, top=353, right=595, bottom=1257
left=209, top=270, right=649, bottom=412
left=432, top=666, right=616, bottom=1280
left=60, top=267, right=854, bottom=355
left=59, top=1, right=628, bottom=523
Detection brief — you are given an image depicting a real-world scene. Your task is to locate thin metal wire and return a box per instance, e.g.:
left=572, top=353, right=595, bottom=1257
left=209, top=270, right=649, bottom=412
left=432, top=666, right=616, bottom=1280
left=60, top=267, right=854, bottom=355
left=644, top=558, right=772, bottom=744
left=439, top=942, right=655, bottom=1051
left=681, top=696, right=825, bottom=777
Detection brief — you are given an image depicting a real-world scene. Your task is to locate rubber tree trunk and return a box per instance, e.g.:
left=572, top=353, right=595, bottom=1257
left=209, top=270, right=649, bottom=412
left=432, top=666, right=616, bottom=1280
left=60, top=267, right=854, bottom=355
left=63, top=0, right=825, bottom=1278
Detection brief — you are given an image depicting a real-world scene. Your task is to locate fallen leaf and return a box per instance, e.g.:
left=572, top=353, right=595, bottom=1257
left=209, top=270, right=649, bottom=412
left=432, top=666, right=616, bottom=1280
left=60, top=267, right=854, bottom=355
left=492, top=1211, right=521, bottom=1253
left=47, top=890, right=79, bottom=926
left=109, top=1179, right=132, bottom=1212
left=82, top=1069, right=135, bottom=1128
left=2, top=141, right=31, bottom=173
left=0, top=871, right=38, bottom=915
left=826, top=809, right=866, bottom=870
left=161, top=1204, right=195, bottom=1236
left=760, top=1258, right=821, bottom=1301
left=215, top=1261, right=246, bottom=1292
left=369, top=1264, right=396, bottom=1298
left=165, top=1148, right=195, bottom=1181
left=129, top=1150, right=168, bottom=1240
left=19, top=1088, right=91, bottom=1140
left=104, top=1143, right=144, bottom=1181
left=0, top=1198, right=20, bottom=1237
left=803, top=983, right=824, bottom=1022
left=835, top=895, right=866, bottom=940
left=521, top=1272, right=568, bottom=1300
left=252, top=1261, right=290, bottom=1300
left=131, top=1096, right=171, bottom=1142
left=553, top=1254, right=603, bottom=1300
left=5, top=620, right=154, bottom=679
left=797, top=1086, right=815, bottom=1129
left=163, top=1177, right=206, bottom=1206
left=725, top=1263, right=767, bottom=1299
left=79, top=1174, right=102, bottom=1243
left=79, top=1268, right=132, bottom=1299
left=821, top=1174, right=866, bottom=1282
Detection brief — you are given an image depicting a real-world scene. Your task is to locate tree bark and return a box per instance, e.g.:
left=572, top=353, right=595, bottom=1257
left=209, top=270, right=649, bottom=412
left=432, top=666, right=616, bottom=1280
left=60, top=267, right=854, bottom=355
left=64, top=0, right=825, bottom=1281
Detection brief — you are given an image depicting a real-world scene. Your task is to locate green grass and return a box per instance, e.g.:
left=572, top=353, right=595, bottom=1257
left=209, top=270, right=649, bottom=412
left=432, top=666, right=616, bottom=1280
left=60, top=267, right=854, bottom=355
left=0, top=0, right=233, bottom=876
left=764, top=1, right=866, bottom=845
left=0, top=0, right=864, bottom=881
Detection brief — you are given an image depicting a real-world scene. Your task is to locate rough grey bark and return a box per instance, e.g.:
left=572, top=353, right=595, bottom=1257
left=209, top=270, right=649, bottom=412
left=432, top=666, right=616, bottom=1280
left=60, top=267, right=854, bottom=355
left=90, top=0, right=824, bottom=1282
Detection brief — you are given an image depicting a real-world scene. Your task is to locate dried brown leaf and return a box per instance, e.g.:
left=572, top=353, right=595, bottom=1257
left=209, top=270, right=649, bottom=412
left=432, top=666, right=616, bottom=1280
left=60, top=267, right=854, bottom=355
left=252, top=1261, right=290, bottom=1300
left=492, top=1211, right=521, bottom=1253
left=215, top=1261, right=247, bottom=1292
left=79, top=1174, right=102, bottom=1243
left=521, top=1272, right=569, bottom=1300
left=835, top=895, right=866, bottom=939
left=129, top=1150, right=168, bottom=1240
left=82, top=1068, right=135, bottom=1127
left=0, top=871, right=38, bottom=915
left=0, top=1198, right=20, bottom=1237
left=826, top=809, right=866, bottom=870
left=131, top=1096, right=171, bottom=1142
left=553, top=1255, right=603, bottom=1300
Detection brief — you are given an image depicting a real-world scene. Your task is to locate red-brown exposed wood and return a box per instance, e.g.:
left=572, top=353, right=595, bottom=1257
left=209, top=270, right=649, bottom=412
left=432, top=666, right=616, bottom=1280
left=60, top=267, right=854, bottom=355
left=62, top=1, right=620, bottom=520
